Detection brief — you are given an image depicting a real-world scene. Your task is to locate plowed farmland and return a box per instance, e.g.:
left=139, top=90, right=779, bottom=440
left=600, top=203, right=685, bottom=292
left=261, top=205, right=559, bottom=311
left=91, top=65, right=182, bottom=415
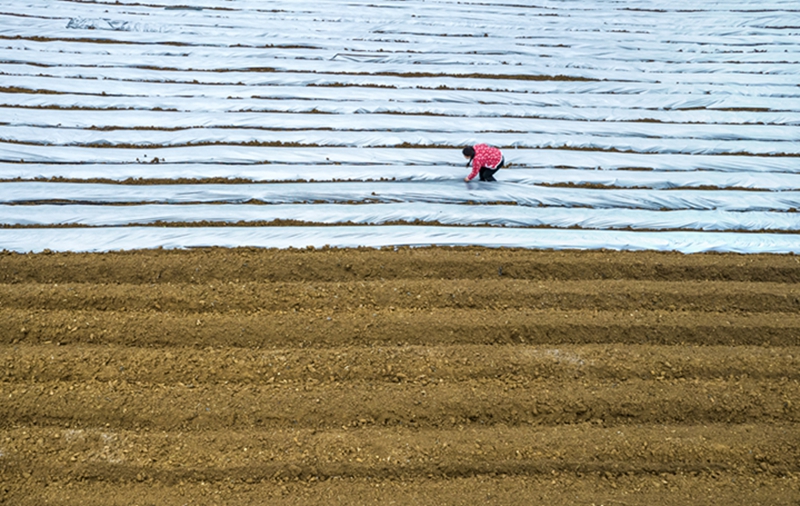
left=1, top=247, right=799, bottom=505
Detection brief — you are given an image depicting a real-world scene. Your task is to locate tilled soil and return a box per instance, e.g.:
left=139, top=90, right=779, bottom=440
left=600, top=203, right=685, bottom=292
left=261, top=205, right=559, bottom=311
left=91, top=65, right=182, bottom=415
left=1, top=247, right=799, bottom=505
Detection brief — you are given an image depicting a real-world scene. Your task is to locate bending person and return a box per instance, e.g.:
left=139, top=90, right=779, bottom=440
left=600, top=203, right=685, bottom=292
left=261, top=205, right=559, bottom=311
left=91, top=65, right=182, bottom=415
left=463, top=144, right=504, bottom=182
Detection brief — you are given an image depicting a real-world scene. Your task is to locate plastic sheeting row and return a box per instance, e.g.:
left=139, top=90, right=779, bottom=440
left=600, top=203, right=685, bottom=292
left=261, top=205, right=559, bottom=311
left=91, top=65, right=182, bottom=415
left=3, top=204, right=800, bottom=233
left=2, top=42, right=798, bottom=85
left=5, top=94, right=798, bottom=131
left=4, top=181, right=800, bottom=212
left=2, top=226, right=798, bottom=254
left=6, top=109, right=798, bottom=140
left=2, top=146, right=797, bottom=173
left=4, top=65, right=798, bottom=102
left=4, top=126, right=795, bottom=157
left=3, top=74, right=798, bottom=113
left=5, top=165, right=799, bottom=190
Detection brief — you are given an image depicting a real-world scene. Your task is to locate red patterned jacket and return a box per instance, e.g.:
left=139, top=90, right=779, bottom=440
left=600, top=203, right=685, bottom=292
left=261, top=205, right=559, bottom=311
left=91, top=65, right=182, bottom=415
left=466, top=144, right=503, bottom=181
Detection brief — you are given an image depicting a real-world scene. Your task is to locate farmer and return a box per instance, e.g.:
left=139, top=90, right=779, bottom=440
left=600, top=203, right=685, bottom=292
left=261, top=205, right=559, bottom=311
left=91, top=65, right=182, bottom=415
left=462, top=144, right=504, bottom=182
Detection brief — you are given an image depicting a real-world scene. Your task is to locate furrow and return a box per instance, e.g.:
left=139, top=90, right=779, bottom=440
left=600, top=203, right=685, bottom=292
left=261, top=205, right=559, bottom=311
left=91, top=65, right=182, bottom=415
left=1, top=378, right=797, bottom=430
left=1, top=279, right=798, bottom=313
left=2, top=344, right=798, bottom=384
left=3, top=248, right=800, bottom=283
left=4, top=308, right=800, bottom=347
left=1, top=425, right=797, bottom=482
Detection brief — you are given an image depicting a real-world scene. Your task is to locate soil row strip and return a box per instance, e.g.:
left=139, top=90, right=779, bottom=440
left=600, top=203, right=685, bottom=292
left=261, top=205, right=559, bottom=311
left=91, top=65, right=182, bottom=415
left=5, top=308, right=800, bottom=347
left=3, top=279, right=798, bottom=313
left=3, top=248, right=800, bottom=284
left=3, top=344, right=798, bottom=383
left=2, top=424, right=797, bottom=481
left=2, top=377, right=797, bottom=430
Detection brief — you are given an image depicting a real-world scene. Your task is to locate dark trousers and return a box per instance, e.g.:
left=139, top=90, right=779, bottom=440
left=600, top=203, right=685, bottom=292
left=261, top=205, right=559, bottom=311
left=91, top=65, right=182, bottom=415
left=479, top=157, right=504, bottom=181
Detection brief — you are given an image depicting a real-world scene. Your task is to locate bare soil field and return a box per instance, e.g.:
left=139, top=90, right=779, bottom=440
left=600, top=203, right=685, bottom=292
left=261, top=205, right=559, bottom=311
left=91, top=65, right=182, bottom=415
left=1, top=247, right=799, bottom=505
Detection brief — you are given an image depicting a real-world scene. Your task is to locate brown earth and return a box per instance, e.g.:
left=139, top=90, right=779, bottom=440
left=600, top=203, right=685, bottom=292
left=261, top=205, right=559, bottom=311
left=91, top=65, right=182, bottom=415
left=1, top=247, right=799, bottom=505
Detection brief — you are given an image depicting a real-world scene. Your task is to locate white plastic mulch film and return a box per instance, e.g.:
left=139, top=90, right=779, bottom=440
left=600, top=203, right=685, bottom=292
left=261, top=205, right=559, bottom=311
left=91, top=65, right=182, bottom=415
left=0, top=0, right=799, bottom=253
